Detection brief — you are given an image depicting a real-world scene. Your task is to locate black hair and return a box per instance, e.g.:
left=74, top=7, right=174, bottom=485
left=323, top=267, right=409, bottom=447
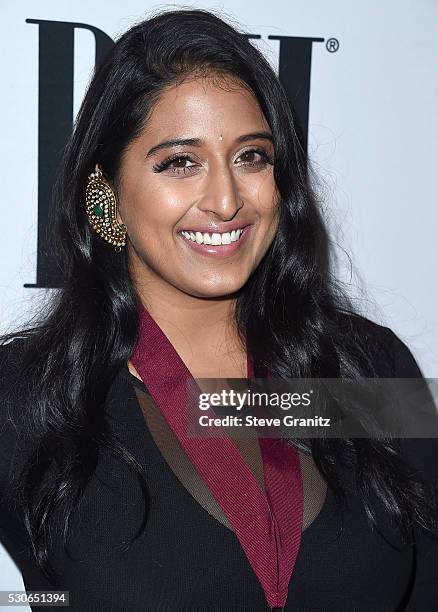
left=1, top=7, right=436, bottom=584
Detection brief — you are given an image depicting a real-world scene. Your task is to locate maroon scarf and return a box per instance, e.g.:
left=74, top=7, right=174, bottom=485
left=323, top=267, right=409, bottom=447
left=130, top=299, right=303, bottom=609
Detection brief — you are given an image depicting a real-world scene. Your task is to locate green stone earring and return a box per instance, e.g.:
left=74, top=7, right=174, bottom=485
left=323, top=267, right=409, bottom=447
left=85, top=163, right=127, bottom=250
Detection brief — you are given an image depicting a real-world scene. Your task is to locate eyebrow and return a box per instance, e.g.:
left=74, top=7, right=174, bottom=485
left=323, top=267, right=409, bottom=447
left=145, top=131, right=273, bottom=158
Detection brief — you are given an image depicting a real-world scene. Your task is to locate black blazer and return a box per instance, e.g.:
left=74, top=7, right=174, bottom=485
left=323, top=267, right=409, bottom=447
left=0, top=316, right=437, bottom=611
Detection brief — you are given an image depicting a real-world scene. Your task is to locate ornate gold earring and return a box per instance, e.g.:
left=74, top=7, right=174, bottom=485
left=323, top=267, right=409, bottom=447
left=85, top=163, right=127, bottom=250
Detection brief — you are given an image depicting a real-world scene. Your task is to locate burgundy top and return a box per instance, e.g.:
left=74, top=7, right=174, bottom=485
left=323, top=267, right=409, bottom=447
left=130, top=299, right=303, bottom=609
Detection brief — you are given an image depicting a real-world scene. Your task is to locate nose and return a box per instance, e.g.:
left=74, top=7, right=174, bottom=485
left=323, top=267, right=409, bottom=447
left=197, top=162, right=243, bottom=220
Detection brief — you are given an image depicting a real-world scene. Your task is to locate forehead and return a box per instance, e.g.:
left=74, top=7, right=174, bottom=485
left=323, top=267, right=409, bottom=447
left=142, top=74, right=269, bottom=139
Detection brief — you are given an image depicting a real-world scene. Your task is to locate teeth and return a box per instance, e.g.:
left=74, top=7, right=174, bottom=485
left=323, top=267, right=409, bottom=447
left=181, top=228, right=244, bottom=245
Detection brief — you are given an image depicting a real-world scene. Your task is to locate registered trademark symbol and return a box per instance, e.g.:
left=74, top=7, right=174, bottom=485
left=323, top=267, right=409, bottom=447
left=326, top=38, right=339, bottom=53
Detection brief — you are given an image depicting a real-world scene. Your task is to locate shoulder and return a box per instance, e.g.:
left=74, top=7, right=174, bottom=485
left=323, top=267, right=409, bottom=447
left=0, top=335, right=29, bottom=375
left=0, top=336, right=30, bottom=501
left=342, top=315, right=438, bottom=484
left=0, top=334, right=30, bottom=400
left=338, top=311, right=424, bottom=378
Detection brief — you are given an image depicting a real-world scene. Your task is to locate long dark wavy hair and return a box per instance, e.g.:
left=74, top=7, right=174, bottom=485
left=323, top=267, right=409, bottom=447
left=1, top=8, right=437, bottom=585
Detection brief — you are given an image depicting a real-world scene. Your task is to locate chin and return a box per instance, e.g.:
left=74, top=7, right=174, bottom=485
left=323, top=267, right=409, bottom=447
left=182, top=277, right=247, bottom=299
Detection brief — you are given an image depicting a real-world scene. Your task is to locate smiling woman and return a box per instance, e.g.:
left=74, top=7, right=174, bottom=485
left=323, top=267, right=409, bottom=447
left=1, top=7, right=437, bottom=612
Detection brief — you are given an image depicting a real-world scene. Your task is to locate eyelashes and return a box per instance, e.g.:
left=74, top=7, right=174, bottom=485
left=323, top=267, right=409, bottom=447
left=152, top=147, right=274, bottom=176
left=152, top=155, right=196, bottom=174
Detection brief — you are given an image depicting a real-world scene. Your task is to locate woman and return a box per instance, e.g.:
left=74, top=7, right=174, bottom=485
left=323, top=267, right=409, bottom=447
left=1, top=8, right=437, bottom=611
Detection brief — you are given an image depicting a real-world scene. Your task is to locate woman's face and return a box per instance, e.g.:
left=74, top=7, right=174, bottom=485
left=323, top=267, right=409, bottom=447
left=117, top=74, right=279, bottom=299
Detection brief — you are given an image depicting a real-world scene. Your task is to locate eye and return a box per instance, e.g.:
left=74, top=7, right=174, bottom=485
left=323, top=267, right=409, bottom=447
left=235, top=147, right=274, bottom=169
left=152, top=154, right=199, bottom=176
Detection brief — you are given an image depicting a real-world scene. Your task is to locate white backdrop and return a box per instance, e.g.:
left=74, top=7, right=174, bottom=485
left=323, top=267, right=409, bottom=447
left=1, top=0, right=437, bottom=602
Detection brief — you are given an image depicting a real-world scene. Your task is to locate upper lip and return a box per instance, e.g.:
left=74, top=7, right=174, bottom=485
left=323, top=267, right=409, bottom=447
left=178, top=222, right=252, bottom=234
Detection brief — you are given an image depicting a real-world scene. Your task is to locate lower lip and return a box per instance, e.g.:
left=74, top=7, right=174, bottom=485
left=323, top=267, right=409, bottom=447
left=178, top=226, right=252, bottom=258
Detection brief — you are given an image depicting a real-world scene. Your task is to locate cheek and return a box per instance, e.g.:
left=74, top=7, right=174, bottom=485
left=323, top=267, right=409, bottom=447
left=245, top=170, right=277, bottom=209
left=253, top=181, right=280, bottom=251
left=120, top=178, right=190, bottom=234
left=251, top=175, right=279, bottom=230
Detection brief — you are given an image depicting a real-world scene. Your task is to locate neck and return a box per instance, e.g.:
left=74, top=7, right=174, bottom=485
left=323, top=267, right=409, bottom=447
left=132, top=268, right=246, bottom=379
left=142, top=286, right=238, bottom=343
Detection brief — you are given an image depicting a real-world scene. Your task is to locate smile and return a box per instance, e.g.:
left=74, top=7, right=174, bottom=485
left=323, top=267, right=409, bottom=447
left=178, top=225, right=252, bottom=258
left=180, top=228, right=245, bottom=245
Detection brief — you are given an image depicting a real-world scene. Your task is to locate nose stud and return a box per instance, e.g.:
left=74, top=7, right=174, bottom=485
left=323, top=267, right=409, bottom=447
left=218, top=134, right=223, bottom=141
